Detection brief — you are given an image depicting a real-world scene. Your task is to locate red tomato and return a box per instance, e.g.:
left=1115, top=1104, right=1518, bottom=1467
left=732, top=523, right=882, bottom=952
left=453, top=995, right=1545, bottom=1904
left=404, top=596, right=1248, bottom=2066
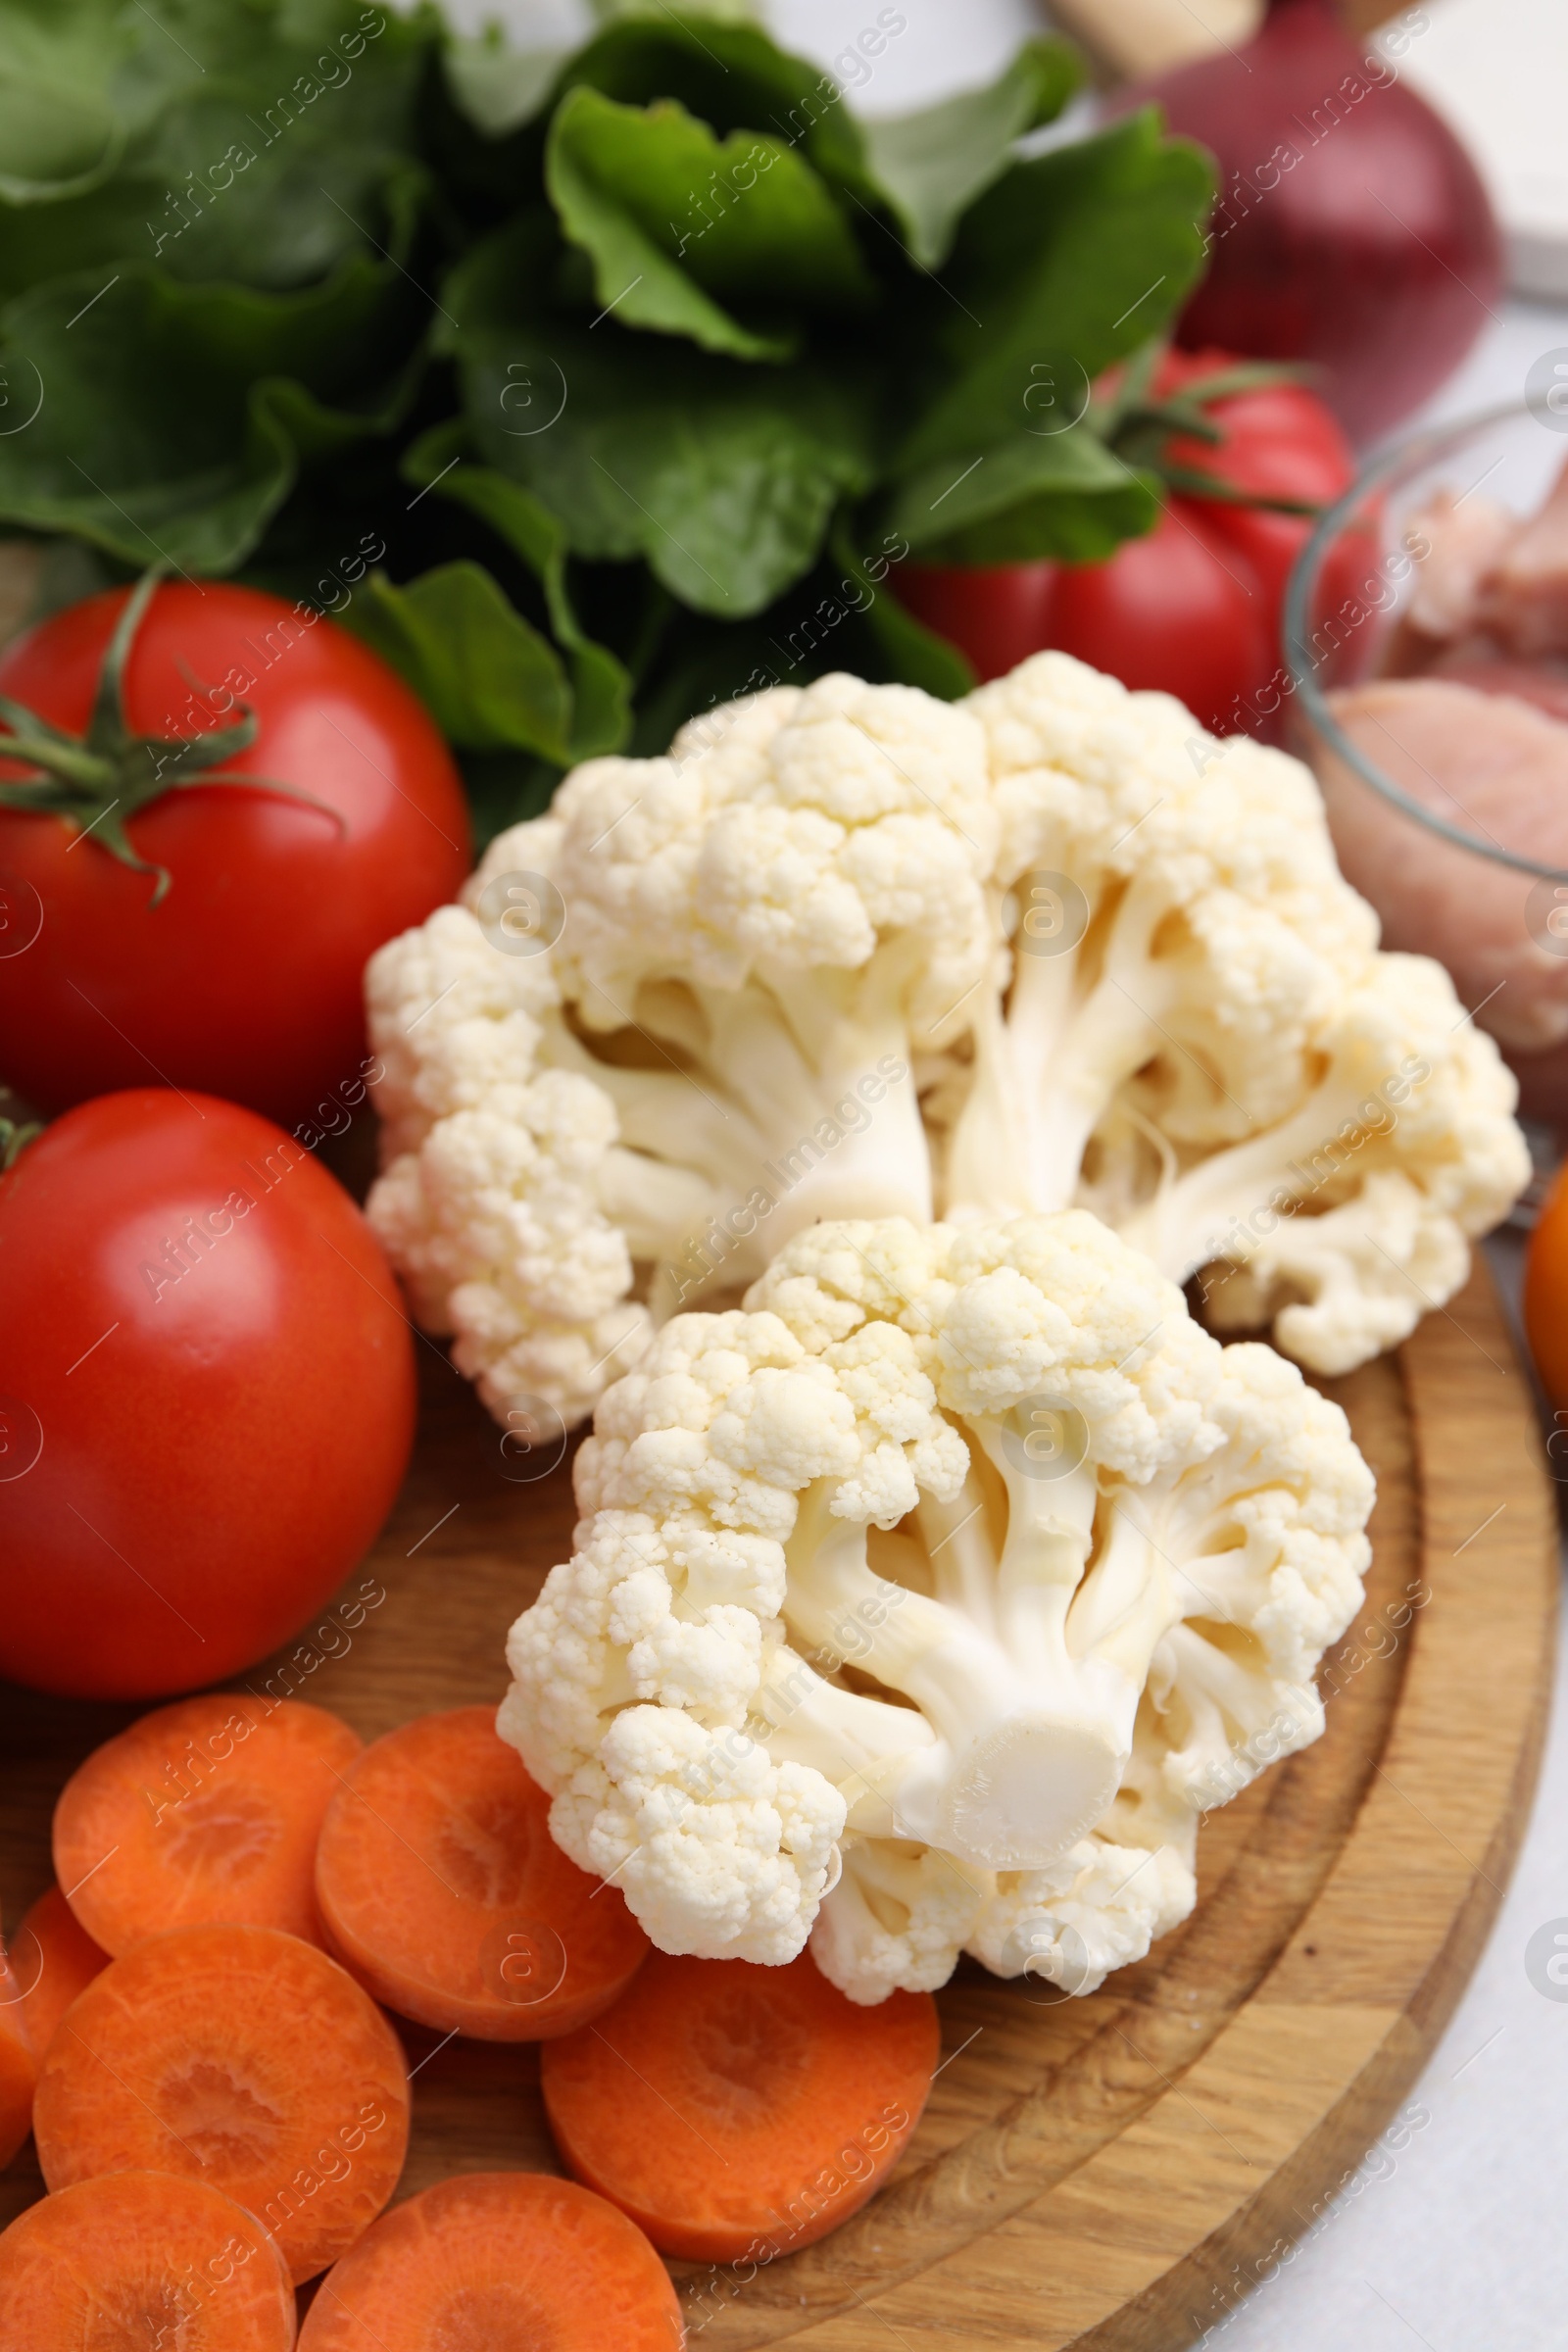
left=0, top=1091, right=416, bottom=1699
left=899, top=349, right=1362, bottom=738
left=1016, top=503, right=1275, bottom=731
left=0, top=582, right=470, bottom=1126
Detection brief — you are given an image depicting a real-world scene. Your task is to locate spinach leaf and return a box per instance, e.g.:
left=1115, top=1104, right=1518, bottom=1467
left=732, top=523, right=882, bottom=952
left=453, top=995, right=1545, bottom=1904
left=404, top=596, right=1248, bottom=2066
left=829, top=517, right=974, bottom=696
left=402, top=432, right=632, bottom=759
left=341, top=560, right=573, bottom=759
left=857, top=36, right=1082, bottom=269
left=558, top=14, right=866, bottom=191
left=896, top=115, right=1214, bottom=477
left=888, top=422, right=1158, bottom=564
left=545, top=86, right=874, bottom=363
left=0, top=256, right=418, bottom=569
left=449, top=221, right=876, bottom=613
left=0, top=1, right=435, bottom=303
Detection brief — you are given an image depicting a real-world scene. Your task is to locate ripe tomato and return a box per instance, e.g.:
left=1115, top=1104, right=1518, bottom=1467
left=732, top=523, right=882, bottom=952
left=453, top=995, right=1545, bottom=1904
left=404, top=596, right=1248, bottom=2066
left=0, top=580, right=470, bottom=1126
left=0, top=1091, right=416, bottom=1699
left=1010, top=502, right=1275, bottom=733
left=899, top=349, right=1362, bottom=738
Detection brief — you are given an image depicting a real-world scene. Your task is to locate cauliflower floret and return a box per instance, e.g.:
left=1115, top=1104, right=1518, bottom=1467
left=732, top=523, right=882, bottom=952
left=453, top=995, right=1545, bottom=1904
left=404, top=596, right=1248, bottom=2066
left=366, top=925, right=653, bottom=1431
left=968, top=1838, right=1198, bottom=1993
left=366, top=675, right=1004, bottom=1430
left=501, top=1213, right=1372, bottom=2002
left=813, top=1841, right=985, bottom=2004
left=545, top=1709, right=846, bottom=1967
left=934, top=651, right=1527, bottom=1374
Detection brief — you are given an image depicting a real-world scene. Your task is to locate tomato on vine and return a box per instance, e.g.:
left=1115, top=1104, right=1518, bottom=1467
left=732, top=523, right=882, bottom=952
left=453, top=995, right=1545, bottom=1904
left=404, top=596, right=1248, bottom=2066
left=0, top=576, right=471, bottom=1126
left=899, top=348, right=1363, bottom=739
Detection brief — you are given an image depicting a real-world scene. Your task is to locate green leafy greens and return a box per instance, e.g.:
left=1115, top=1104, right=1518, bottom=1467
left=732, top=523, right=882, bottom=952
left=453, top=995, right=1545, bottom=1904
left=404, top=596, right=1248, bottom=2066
left=0, top=0, right=1213, bottom=840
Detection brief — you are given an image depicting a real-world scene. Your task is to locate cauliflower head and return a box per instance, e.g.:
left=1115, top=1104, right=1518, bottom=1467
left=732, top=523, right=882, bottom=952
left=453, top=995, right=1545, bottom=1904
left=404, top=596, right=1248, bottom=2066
left=499, top=1212, right=1373, bottom=2002
left=940, top=651, right=1529, bottom=1373
left=366, top=674, right=999, bottom=1433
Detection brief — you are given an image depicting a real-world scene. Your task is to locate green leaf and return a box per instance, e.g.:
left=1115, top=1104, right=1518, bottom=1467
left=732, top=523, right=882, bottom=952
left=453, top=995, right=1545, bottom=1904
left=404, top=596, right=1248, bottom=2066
left=0, top=0, right=127, bottom=204
left=559, top=14, right=867, bottom=194
left=402, top=430, right=631, bottom=760
left=858, top=36, right=1083, bottom=268
left=829, top=517, right=974, bottom=697
left=0, top=256, right=419, bottom=571
left=0, top=2, right=437, bottom=303
left=448, top=220, right=876, bottom=615
left=341, top=562, right=573, bottom=761
left=896, top=113, right=1215, bottom=477
left=546, top=86, right=873, bottom=364
left=888, top=425, right=1158, bottom=563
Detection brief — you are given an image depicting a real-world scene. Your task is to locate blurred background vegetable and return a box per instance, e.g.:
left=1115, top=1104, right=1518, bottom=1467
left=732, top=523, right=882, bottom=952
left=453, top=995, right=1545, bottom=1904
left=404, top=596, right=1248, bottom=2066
left=900, top=345, right=1358, bottom=731
left=1122, top=0, right=1502, bottom=442
left=0, top=0, right=1216, bottom=842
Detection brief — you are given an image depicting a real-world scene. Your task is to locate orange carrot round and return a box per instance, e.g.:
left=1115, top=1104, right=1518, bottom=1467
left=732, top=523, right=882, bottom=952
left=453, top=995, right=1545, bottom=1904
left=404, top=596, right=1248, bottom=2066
left=33, top=1923, right=409, bottom=2283
left=0, top=2170, right=296, bottom=2348
left=541, top=1950, right=940, bottom=2262
left=314, top=1705, right=647, bottom=2041
left=0, top=1925, right=35, bottom=2171
left=12, top=1885, right=109, bottom=2059
left=297, top=2171, right=682, bottom=2350
left=53, top=1692, right=362, bottom=1956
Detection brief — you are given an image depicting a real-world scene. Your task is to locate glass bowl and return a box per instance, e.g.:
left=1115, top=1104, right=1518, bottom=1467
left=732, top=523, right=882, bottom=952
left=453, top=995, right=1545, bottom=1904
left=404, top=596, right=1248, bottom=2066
left=1283, top=400, right=1568, bottom=1125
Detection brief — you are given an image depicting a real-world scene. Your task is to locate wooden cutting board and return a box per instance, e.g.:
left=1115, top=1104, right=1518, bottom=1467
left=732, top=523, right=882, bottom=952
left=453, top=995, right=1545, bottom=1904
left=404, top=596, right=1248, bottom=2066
left=0, top=1258, right=1555, bottom=2348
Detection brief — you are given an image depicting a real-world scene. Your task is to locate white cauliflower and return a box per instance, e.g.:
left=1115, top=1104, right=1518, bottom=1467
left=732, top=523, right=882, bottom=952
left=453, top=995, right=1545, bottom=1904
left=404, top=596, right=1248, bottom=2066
left=941, top=651, right=1529, bottom=1374
left=499, top=1213, right=1373, bottom=2003
left=368, top=651, right=1527, bottom=1429
left=366, top=674, right=998, bottom=1432
left=541, top=672, right=998, bottom=1305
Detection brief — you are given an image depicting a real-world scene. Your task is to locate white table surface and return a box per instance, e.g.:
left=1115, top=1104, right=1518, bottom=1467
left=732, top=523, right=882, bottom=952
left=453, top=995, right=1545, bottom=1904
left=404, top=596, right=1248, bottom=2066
left=416, top=8, right=1568, bottom=2338
left=1201, top=300, right=1568, bottom=2350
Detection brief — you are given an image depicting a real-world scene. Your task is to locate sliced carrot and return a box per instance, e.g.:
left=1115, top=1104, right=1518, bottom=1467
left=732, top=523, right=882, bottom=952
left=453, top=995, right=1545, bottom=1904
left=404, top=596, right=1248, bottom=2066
left=296, top=2171, right=682, bottom=2350
left=0, top=2170, right=296, bottom=2349
left=13, top=1885, right=109, bottom=2059
left=33, top=1923, right=409, bottom=2283
left=53, top=1692, right=362, bottom=1956
left=314, top=1705, right=647, bottom=2041
left=541, top=1950, right=940, bottom=2262
left=0, top=1923, right=35, bottom=2170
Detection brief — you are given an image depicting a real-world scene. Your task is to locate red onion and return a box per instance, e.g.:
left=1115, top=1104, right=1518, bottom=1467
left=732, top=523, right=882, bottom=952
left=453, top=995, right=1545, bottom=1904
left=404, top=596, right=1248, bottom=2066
left=1125, top=0, right=1502, bottom=444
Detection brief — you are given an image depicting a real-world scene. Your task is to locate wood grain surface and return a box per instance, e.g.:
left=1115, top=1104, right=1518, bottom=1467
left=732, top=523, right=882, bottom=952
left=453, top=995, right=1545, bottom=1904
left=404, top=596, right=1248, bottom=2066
left=0, top=1259, right=1555, bottom=2348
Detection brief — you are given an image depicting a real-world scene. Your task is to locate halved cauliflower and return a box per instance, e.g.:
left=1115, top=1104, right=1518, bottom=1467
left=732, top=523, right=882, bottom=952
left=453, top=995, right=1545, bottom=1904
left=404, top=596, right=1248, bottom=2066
left=498, top=1213, right=1373, bottom=2003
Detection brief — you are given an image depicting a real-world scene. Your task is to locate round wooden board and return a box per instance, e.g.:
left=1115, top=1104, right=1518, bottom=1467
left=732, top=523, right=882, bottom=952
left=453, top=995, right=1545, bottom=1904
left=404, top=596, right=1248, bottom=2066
left=0, top=1259, right=1556, bottom=2348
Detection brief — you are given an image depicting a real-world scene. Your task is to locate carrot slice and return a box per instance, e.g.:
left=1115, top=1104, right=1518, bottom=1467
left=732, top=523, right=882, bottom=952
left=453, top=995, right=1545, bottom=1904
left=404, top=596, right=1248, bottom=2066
left=314, top=1705, right=647, bottom=2041
left=0, top=1924, right=36, bottom=2170
left=13, top=1884, right=109, bottom=2058
left=541, top=1950, right=940, bottom=2261
left=296, top=2171, right=682, bottom=2351
left=0, top=2170, right=296, bottom=2349
left=33, top=1923, right=409, bottom=2283
left=53, top=1693, right=362, bottom=1955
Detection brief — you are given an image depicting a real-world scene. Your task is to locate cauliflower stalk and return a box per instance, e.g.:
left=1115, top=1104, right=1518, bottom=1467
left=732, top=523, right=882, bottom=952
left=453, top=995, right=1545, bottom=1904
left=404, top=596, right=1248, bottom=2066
left=499, top=1214, right=1373, bottom=2003
left=939, top=653, right=1529, bottom=1375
